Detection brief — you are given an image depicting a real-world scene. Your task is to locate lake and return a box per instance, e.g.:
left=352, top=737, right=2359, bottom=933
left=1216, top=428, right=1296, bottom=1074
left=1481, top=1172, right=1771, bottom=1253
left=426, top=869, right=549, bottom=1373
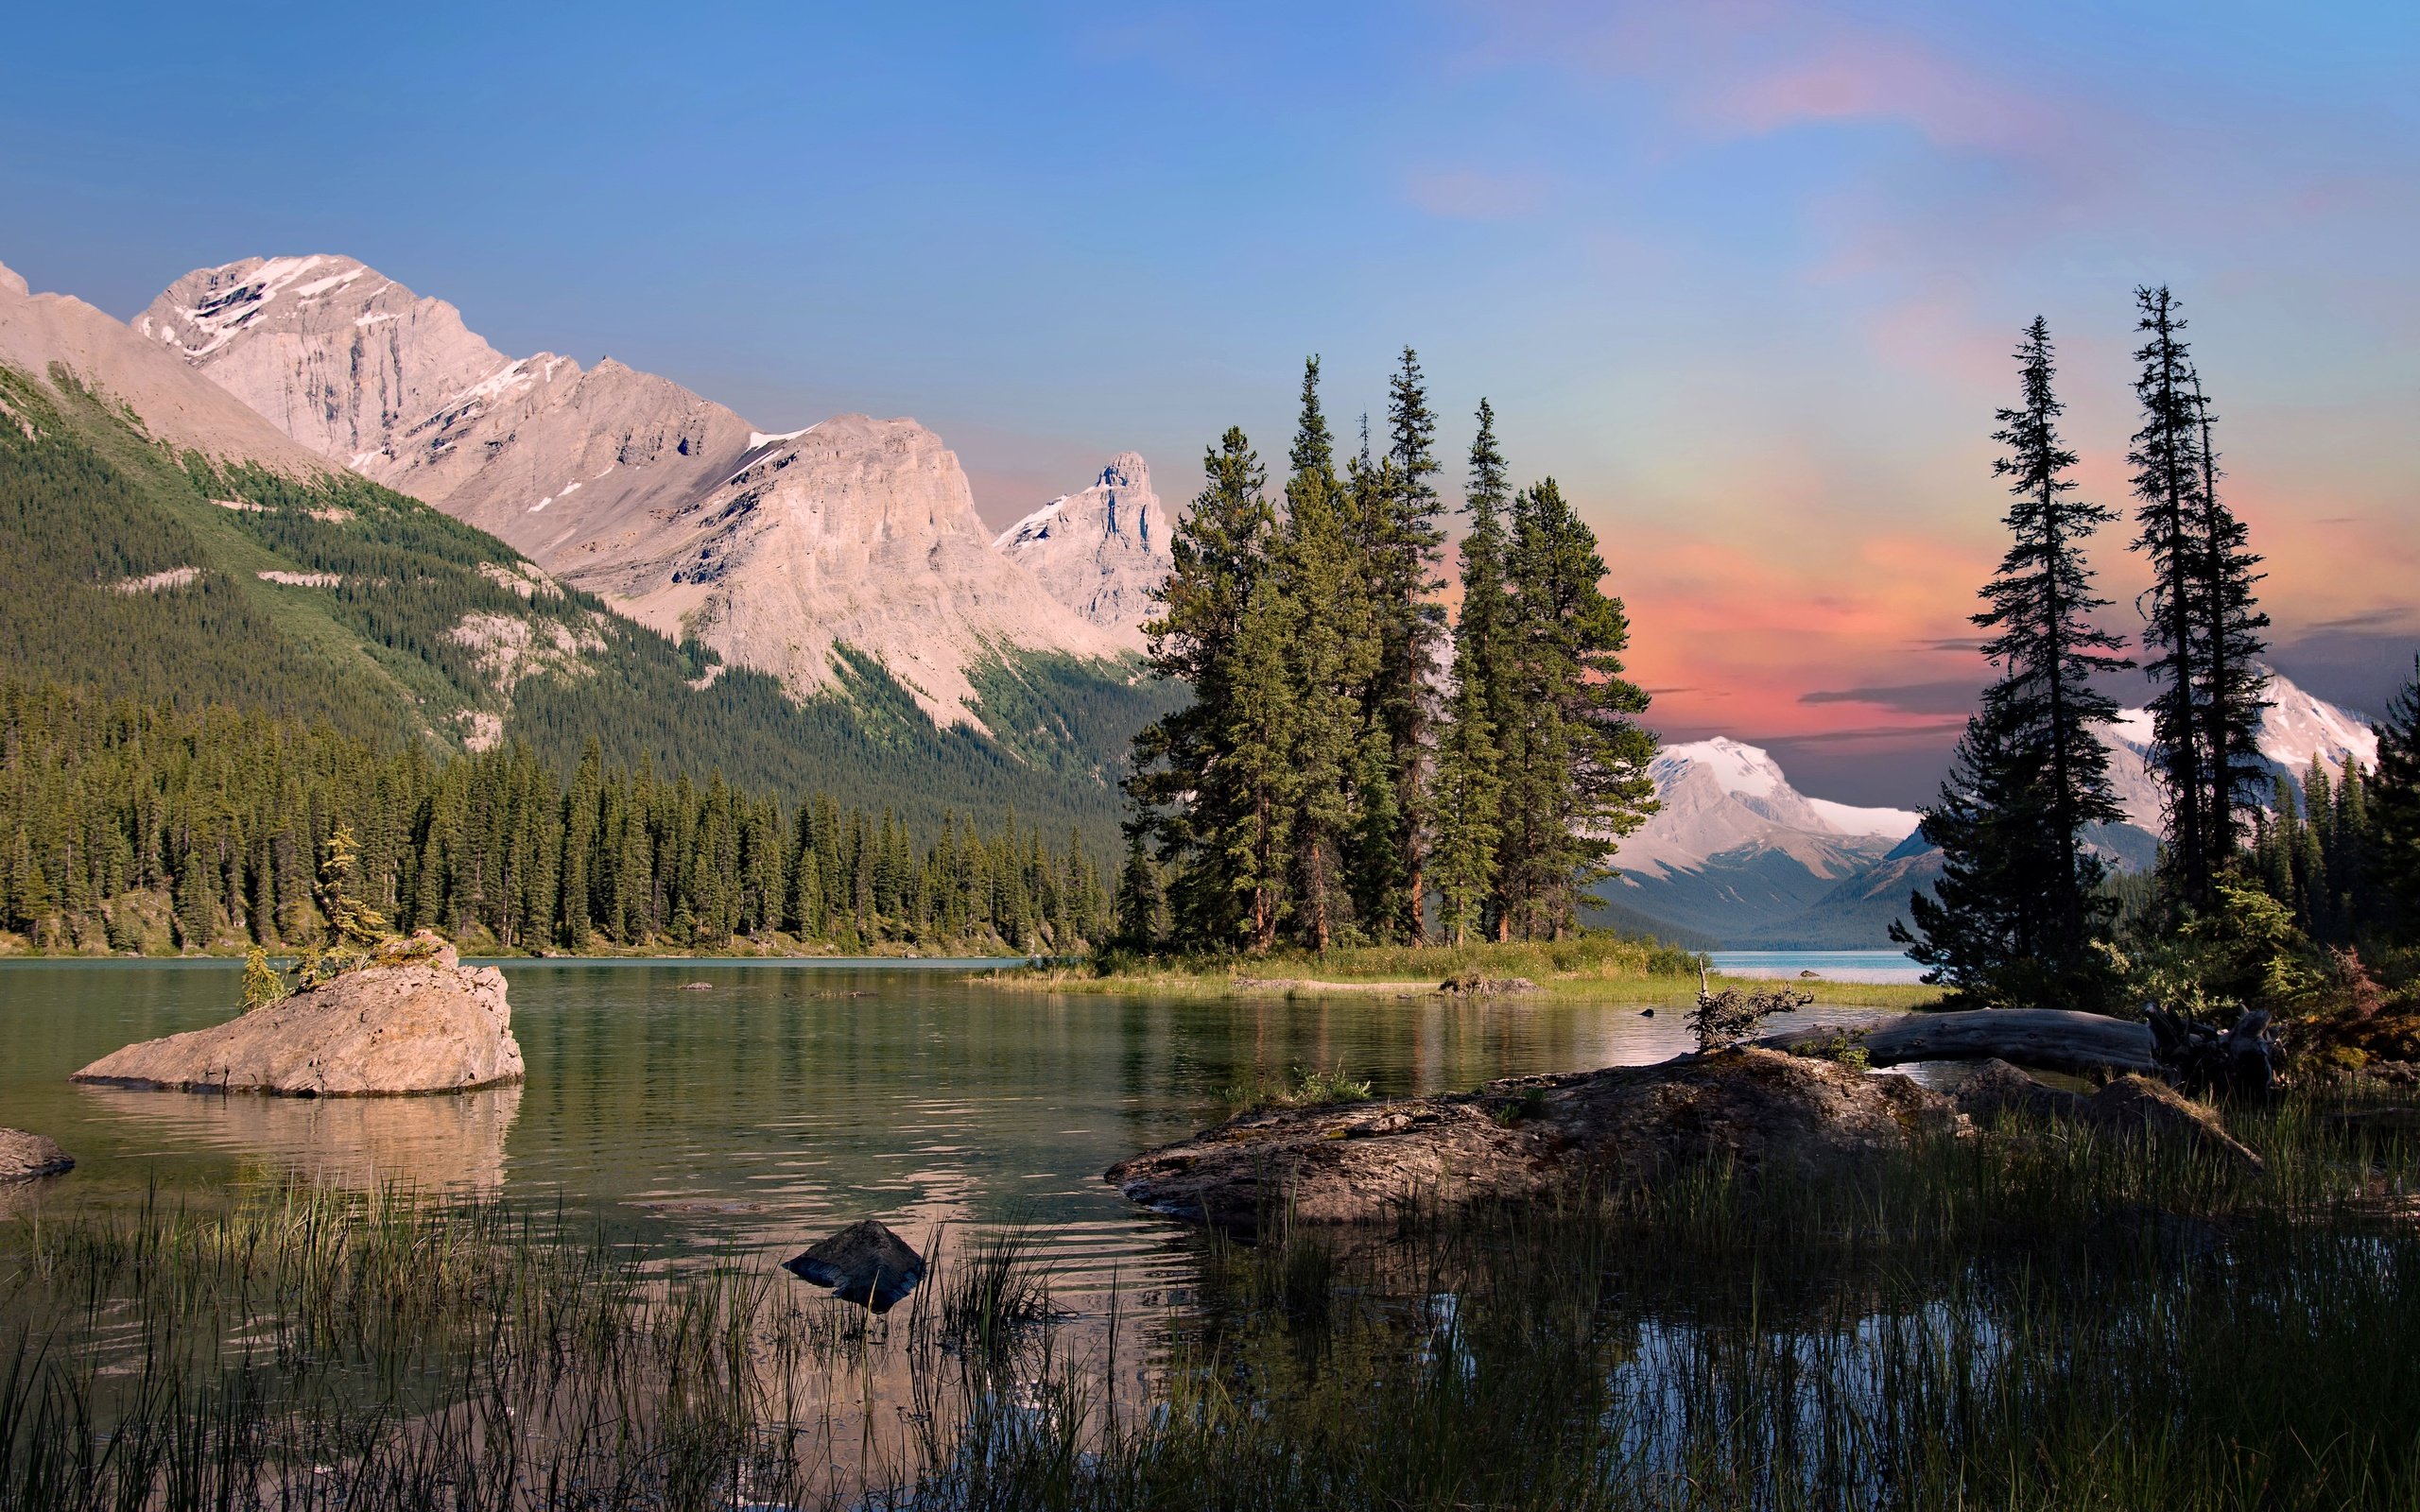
left=0, top=959, right=1904, bottom=1286
left=1709, top=948, right=1928, bottom=984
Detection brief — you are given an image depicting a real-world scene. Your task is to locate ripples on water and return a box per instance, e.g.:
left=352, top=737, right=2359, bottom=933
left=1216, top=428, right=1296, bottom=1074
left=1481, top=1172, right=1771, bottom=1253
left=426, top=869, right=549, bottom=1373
left=0, top=959, right=1903, bottom=1297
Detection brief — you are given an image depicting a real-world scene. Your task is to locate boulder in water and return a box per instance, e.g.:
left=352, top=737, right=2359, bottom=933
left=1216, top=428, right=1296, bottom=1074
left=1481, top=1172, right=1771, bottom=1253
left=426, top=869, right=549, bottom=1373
left=782, top=1219, right=926, bottom=1312
left=70, top=932, right=523, bottom=1097
left=0, top=1129, right=72, bottom=1181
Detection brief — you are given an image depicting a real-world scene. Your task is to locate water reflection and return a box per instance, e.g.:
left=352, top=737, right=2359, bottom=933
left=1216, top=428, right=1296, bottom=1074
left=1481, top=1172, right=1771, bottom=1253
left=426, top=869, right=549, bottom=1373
left=73, top=1083, right=523, bottom=1193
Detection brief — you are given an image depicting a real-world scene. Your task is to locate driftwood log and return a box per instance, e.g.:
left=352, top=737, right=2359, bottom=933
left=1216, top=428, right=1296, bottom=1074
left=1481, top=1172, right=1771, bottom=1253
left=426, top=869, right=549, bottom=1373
left=2145, top=1007, right=2276, bottom=1098
left=1759, top=1008, right=2161, bottom=1079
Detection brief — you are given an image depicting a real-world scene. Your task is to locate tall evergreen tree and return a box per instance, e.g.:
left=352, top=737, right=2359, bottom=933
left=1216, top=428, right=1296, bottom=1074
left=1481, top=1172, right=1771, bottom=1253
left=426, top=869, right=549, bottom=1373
left=1126, top=429, right=1273, bottom=948
left=1430, top=667, right=1503, bottom=944
left=1893, top=318, right=2131, bottom=1004
left=2130, top=285, right=2214, bottom=908
left=1274, top=359, right=1372, bottom=949
left=2187, top=366, right=2273, bottom=864
left=1495, top=479, right=1656, bottom=937
left=1369, top=349, right=1449, bottom=940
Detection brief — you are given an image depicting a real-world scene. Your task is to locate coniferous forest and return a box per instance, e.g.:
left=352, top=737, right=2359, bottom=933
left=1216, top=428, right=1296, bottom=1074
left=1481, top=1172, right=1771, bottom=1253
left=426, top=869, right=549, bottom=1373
left=1115, top=351, right=1658, bottom=954
left=0, top=682, right=1109, bottom=956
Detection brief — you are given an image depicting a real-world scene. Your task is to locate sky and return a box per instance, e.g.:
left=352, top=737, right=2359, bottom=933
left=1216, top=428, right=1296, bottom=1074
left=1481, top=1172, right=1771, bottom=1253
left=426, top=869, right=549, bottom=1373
left=4, top=0, right=2414, bottom=804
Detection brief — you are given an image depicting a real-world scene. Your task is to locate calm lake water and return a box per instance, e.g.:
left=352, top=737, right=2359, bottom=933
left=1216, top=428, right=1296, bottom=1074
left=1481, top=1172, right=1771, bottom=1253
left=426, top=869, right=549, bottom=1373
left=1709, top=949, right=1927, bottom=984
left=0, top=960, right=1904, bottom=1291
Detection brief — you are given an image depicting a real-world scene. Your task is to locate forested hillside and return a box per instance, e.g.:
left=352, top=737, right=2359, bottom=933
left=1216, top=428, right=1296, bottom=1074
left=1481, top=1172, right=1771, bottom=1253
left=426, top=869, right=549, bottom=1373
left=0, top=358, right=1176, bottom=851
left=0, top=683, right=1108, bottom=955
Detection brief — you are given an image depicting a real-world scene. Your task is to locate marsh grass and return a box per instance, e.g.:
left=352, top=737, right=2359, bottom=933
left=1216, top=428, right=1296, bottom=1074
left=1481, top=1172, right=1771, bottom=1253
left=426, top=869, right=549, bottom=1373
left=1219, top=1062, right=1377, bottom=1113
left=3, top=1091, right=2419, bottom=1508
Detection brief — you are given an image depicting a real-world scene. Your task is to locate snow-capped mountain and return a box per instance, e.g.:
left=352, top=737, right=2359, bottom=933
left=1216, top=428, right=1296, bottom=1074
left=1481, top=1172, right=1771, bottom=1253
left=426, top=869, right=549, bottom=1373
left=1598, top=737, right=1928, bottom=947
left=2099, top=667, right=2377, bottom=833
left=994, top=452, right=1172, bottom=648
left=137, top=255, right=1133, bottom=729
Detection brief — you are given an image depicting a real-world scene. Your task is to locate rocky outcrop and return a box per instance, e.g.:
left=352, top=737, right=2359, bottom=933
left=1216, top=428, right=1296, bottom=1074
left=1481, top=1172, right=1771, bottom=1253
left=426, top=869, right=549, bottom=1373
left=1106, top=1048, right=1966, bottom=1233
left=0, top=1129, right=73, bottom=1181
left=993, top=453, right=1172, bottom=649
left=71, top=934, right=523, bottom=1097
left=783, top=1219, right=926, bottom=1313
left=141, top=255, right=1131, bottom=729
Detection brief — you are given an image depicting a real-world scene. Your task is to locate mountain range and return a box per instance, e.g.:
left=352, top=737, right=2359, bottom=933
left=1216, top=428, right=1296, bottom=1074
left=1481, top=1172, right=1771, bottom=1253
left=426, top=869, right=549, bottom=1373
left=0, top=252, right=1176, bottom=844
left=1599, top=670, right=2381, bottom=948
left=135, top=253, right=1170, bottom=730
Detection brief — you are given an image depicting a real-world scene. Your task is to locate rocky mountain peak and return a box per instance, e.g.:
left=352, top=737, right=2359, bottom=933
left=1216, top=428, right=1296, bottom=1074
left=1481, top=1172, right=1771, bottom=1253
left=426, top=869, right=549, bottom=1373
left=0, top=261, right=27, bottom=301
left=994, top=451, right=1174, bottom=649
left=138, top=255, right=507, bottom=466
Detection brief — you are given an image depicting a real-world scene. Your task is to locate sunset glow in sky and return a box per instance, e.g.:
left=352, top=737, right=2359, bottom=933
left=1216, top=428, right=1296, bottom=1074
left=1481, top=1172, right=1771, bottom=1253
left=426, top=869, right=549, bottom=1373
left=6, top=1, right=2413, bottom=802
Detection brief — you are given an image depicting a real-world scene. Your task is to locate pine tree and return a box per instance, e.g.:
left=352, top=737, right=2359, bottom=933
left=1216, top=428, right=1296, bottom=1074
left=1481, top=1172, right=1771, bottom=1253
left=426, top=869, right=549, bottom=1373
left=2130, top=285, right=2214, bottom=910
left=2376, top=656, right=2420, bottom=927
left=1896, top=318, right=2131, bottom=1005
left=1373, top=349, right=1449, bottom=940
left=1222, top=576, right=1299, bottom=950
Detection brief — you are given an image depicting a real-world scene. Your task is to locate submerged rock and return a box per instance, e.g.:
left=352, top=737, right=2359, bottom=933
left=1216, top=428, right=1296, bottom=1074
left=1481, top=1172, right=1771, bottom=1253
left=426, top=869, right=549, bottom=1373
left=782, top=1219, right=926, bottom=1312
left=71, top=932, right=523, bottom=1097
left=0, top=1129, right=72, bottom=1181
left=1106, top=1047, right=1967, bottom=1234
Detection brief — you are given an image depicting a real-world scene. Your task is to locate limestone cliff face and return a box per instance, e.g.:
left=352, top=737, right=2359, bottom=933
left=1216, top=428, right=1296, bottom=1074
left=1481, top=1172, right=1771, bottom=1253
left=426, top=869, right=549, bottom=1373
left=0, top=258, right=334, bottom=473
left=993, top=452, right=1172, bottom=650
left=140, top=255, right=1130, bottom=726
left=138, top=255, right=507, bottom=466
left=607, top=414, right=1128, bottom=723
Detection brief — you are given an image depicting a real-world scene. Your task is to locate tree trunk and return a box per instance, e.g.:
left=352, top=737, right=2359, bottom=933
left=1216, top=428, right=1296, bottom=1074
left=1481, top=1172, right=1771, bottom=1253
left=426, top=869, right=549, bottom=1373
left=1759, top=1008, right=2159, bottom=1079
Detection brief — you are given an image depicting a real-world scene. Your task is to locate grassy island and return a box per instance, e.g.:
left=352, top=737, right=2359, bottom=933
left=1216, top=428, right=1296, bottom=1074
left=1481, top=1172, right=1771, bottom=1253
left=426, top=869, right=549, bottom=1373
left=986, top=934, right=1950, bottom=1009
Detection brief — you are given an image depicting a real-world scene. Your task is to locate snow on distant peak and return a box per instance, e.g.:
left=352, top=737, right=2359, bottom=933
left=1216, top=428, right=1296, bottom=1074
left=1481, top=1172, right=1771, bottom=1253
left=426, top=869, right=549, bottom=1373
left=1806, top=797, right=1925, bottom=841
left=1651, top=737, right=1921, bottom=840
left=994, top=495, right=1069, bottom=550
left=1653, top=737, right=1786, bottom=799
left=748, top=424, right=814, bottom=451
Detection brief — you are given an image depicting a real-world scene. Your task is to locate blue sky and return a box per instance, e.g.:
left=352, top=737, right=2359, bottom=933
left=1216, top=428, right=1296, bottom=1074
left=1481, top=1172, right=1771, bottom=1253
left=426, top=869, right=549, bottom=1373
left=6, top=0, right=2414, bottom=800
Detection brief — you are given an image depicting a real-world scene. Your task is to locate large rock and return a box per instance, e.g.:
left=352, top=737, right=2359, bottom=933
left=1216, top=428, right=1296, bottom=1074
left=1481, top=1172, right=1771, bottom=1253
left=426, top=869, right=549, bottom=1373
left=1951, top=1060, right=2264, bottom=1174
left=1106, top=1047, right=1966, bottom=1233
left=71, top=933, right=523, bottom=1096
left=0, top=1129, right=72, bottom=1181
left=782, top=1219, right=926, bottom=1313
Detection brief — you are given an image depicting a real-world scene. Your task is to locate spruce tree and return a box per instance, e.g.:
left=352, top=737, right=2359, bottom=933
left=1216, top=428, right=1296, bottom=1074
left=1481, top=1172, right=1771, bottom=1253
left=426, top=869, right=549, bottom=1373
left=1369, top=350, right=1449, bottom=940
left=2376, top=657, right=2420, bottom=927
left=2129, top=285, right=2213, bottom=909
left=2187, top=366, right=2273, bottom=863
left=1125, top=428, right=1273, bottom=948
left=1495, top=479, right=1656, bottom=937
left=1893, top=318, right=2131, bottom=1005
left=1893, top=698, right=2041, bottom=999
left=1273, top=359, right=1372, bottom=949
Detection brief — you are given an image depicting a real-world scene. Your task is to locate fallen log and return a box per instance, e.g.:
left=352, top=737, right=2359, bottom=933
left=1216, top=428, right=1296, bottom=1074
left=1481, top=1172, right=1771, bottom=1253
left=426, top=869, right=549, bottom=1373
left=1759, top=1008, right=2159, bottom=1079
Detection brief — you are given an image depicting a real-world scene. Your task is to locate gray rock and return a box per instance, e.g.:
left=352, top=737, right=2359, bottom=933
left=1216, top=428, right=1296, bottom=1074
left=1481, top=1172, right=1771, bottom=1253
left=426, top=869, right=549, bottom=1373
left=0, top=1128, right=72, bottom=1181
left=71, top=932, right=523, bottom=1097
left=782, top=1219, right=926, bottom=1313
